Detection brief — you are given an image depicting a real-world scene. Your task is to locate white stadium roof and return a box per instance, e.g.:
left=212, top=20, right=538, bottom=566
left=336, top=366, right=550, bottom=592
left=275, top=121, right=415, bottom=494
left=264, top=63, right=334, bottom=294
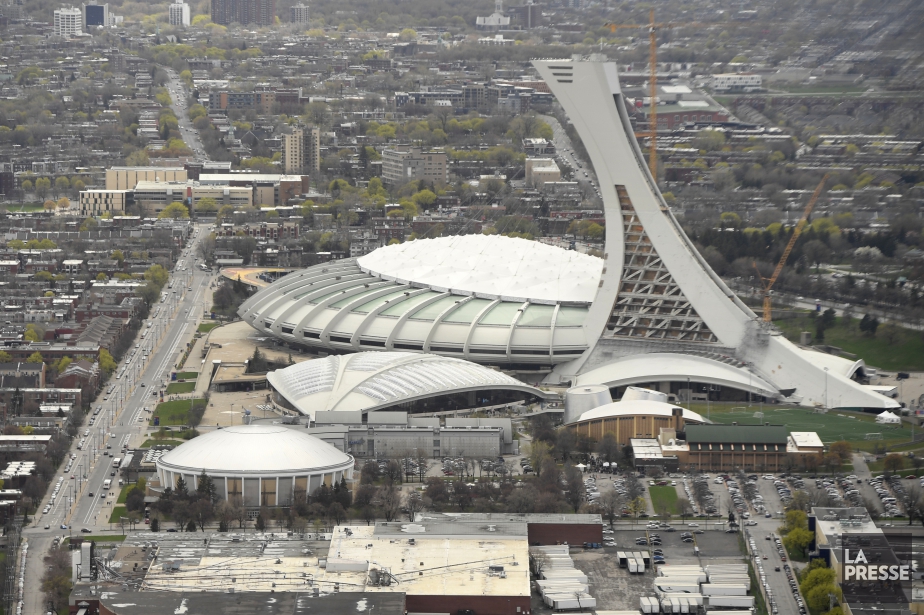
left=267, top=352, right=546, bottom=418
left=237, top=236, right=593, bottom=366
left=576, top=352, right=778, bottom=398
left=156, top=425, right=353, bottom=475
left=575, top=399, right=706, bottom=424
left=357, top=234, right=602, bottom=304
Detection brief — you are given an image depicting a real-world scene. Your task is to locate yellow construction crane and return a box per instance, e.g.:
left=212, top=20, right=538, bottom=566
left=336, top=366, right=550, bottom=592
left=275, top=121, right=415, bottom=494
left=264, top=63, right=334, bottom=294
left=755, top=174, right=830, bottom=322
left=605, top=12, right=730, bottom=178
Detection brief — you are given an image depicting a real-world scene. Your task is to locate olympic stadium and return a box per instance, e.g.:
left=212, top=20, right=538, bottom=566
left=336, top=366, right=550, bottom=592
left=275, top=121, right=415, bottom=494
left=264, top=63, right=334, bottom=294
left=239, top=57, right=899, bottom=413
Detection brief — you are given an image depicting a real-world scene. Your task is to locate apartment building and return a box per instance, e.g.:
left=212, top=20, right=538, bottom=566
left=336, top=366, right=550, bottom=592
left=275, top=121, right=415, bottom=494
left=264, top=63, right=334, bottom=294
left=381, top=148, right=448, bottom=186
left=282, top=127, right=320, bottom=175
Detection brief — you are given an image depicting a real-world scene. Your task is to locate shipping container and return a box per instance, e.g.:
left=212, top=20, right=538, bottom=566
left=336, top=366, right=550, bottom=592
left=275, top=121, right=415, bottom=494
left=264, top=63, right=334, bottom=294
left=700, top=583, right=748, bottom=596
left=708, top=595, right=755, bottom=608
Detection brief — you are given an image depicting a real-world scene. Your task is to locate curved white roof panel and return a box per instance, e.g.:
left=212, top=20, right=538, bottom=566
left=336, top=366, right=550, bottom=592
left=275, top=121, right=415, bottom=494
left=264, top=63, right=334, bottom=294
left=576, top=399, right=706, bottom=424
left=267, top=351, right=546, bottom=419
left=237, top=239, right=592, bottom=366
left=357, top=235, right=602, bottom=304
left=576, top=352, right=778, bottom=398
left=156, top=425, right=353, bottom=475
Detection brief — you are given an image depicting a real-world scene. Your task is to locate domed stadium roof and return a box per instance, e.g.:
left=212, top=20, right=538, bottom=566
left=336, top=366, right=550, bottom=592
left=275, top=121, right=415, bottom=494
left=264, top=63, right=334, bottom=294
left=357, top=234, right=602, bottom=303
left=156, top=425, right=353, bottom=475
left=266, top=351, right=547, bottom=418
left=237, top=235, right=596, bottom=366
left=575, top=399, right=706, bottom=424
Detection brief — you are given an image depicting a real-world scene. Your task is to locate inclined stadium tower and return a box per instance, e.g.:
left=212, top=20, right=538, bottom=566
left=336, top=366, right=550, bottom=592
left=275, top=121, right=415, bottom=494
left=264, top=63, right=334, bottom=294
left=239, top=57, right=898, bottom=412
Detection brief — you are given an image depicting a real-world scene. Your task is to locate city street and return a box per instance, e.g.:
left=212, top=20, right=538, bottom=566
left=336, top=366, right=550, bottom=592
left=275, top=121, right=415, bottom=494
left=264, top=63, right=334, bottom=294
left=21, top=224, right=214, bottom=615
left=165, top=68, right=207, bottom=160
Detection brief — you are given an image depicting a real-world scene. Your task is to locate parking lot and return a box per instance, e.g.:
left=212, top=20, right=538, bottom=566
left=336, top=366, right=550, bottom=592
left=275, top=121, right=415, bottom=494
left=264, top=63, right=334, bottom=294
left=536, top=531, right=745, bottom=613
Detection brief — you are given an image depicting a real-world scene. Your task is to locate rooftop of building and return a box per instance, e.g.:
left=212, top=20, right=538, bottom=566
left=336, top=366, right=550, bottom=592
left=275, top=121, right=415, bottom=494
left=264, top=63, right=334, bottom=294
left=684, top=424, right=789, bottom=444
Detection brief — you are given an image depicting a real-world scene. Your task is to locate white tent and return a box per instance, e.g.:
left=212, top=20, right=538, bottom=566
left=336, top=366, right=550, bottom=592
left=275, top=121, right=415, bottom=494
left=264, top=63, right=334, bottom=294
left=876, top=411, right=901, bottom=425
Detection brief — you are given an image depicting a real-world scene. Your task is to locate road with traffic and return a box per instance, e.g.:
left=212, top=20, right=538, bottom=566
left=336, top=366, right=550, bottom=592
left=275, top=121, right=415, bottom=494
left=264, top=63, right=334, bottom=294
left=20, top=224, right=215, bottom=615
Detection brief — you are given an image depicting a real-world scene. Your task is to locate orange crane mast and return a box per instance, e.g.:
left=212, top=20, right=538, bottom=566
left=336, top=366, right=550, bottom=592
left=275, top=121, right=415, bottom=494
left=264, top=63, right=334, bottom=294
left=604, top=11, right=720, bottom=178
left=756, top=174, right=830, bottom=322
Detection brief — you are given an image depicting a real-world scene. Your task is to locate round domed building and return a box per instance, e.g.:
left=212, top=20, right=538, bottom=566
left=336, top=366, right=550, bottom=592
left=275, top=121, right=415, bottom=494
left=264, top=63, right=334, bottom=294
left=155, top=425, right=354, bottom=507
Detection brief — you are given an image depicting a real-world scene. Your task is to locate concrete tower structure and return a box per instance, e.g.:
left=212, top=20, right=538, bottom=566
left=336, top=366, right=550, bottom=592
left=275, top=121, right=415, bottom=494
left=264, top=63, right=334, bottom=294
left=531, top=56, right=897, bottom=412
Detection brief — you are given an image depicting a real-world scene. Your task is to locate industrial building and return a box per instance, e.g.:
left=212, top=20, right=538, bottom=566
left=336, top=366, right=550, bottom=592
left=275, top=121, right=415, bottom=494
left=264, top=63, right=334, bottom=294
left=525, top=157, right=561, bottom=186
left=154, top=425, right=354, bottom=506
left=267, top=351, right=547, bottom=419
left=310, top=410, right=519, bottom=458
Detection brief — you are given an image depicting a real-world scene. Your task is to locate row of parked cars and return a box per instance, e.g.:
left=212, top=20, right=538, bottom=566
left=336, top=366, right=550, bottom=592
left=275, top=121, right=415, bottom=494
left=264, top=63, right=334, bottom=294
left=870, top=475, right=905, bottom=516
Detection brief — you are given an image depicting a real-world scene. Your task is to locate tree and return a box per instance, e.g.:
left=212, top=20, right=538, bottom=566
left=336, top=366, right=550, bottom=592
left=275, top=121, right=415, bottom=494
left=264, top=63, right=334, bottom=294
left=859, top=314, right=880, bottom=336
left=800, top=563, right=841, bottom=612
left=54, top=176, right=70, bottom=196
left=398, top=28, right=417, bottom=41
left=255, top=514, right=266, bottom=531
left=878, top=322, right=902, bottom=345
left=196, top=197, right=218, bottom=213
left=627, top=496, right=647, bottom=524
left=192, top=498, right=215, bottom=531
left=43, top=200, right=56, bottom=212
left=144, top=264, right=169, bottom=288
left=150, top=517, right=160, bottom=532
left=828, top=441, right=853, bottom=465
left=0, top=351, right=11, bottom=362
left=21, top=179, right=32, bottom=194
left=56, top=197, right=70, bottom=210
left=405, top=491, right=425, bottom=521
left=35, top=177, right=51, bottom=200
left=159, top=201, right=190, bottom=219
left=780, top=509, right=808, bottom=535
left=378, top=485, right=401, bottom=521
left=883, top=453, right=905, bottom=473
left=783, top=526, right=814, bottom=557
left=596, top=433, right=619, bottom=463
left=600, top=490, right=623, bottom=526
left=26, top=351, right=43, bottom=364
left=99, top=349, right=117, bottom=375
left=693, top=130, right=726, bottom=151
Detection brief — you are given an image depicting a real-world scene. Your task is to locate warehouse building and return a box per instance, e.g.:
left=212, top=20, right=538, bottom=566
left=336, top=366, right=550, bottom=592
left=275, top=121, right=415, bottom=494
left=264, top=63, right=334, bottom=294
left=310, top=410, right=519, bottom=458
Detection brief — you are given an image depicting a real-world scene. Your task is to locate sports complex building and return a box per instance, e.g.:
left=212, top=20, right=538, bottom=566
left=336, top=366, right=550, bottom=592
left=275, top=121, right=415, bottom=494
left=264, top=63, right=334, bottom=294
left=155, top=425, right=354, bottom=506
left=240, top=57, right=898, bottom=418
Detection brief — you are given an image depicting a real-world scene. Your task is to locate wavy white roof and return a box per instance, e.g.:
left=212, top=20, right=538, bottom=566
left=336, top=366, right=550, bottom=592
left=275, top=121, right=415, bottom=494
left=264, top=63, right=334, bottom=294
left=156, top=425, right=353, bottom=475
left=576, top=399, right=706, bottom=424
left=357, top=235, right=603, bottom=304
left=267, top=352, right=545, bottom=418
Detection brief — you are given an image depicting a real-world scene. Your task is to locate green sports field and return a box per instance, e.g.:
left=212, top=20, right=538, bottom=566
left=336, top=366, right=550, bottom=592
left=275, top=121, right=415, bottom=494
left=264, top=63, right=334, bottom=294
left=699, top=404, right=911, bottom=446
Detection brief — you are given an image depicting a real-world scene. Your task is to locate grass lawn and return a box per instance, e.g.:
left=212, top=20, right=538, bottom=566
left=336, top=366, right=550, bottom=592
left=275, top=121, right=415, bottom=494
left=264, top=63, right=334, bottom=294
left=176, top=371, right=199, bottom=380
left=696, top=403, right=912, bottom=450
left=116, top=485, right=131, bottom=504
left=649, top=486, right=679, bottom=516
left=140, top=439, right=186, bottom=448
left=166, top=381, right=196, bottom=394
left=109, top=506, right=127, bottom=523
left=774, top=316, right=924, bottom=371
left=197, top=322, right=220, bottom=333
left=151, top=399, right=205, bottom=426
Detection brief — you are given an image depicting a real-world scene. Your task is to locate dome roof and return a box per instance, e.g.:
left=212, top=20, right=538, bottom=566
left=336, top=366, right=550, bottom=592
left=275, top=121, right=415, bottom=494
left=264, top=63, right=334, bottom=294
left=236, top=236, right=593, bottom=367
left=267, top=351, right=546, bottom=418
left=357, top=234, right=602, bottom=303
left=576, top=399, right=706, bottom=424
left=156, top=425, right=353, bottom=475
